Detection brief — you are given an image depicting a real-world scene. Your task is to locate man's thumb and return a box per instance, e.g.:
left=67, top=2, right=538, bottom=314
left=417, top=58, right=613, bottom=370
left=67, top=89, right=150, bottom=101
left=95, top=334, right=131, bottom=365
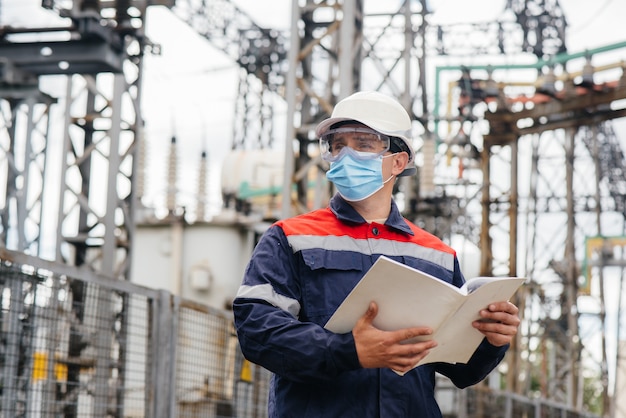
left=363, top=301, right=378, bottom=323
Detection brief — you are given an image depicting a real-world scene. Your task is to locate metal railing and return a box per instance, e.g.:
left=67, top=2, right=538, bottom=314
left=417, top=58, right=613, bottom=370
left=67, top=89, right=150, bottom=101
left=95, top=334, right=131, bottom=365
left=437, top=384, right=601, bottom=418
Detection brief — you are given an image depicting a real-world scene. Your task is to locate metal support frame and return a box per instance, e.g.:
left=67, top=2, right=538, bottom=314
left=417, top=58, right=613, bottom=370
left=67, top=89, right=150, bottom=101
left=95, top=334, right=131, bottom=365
left=54, top=71, right=139, bottom=279
left=0, top=1, right=147, bottom=278
left=0, top=87, right=55, bottom=256
left=231, top=71, right=278, bottom=150
left=0, top=1, right=150, bottom=416
left=285, top=0, right=365, bottom=213
left=172, top=0, right=288, bottom=152
left=443, top=54, right=626, bottom=410
left=0, top=39, right=125, bottom=75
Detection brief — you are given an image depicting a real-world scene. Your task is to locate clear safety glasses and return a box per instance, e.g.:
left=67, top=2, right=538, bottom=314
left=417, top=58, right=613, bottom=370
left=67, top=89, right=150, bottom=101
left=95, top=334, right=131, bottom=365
left=319, top=127, right=391, bottom=162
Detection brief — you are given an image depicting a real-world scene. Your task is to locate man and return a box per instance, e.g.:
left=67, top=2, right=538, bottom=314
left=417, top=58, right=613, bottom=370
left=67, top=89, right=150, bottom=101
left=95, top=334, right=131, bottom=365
left=233, top=91, right=520, bottom=417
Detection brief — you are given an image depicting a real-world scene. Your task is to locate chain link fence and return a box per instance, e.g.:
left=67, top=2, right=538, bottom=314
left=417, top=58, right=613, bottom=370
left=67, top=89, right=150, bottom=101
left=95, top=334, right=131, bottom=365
left=1, top=249, right=600, bottom=418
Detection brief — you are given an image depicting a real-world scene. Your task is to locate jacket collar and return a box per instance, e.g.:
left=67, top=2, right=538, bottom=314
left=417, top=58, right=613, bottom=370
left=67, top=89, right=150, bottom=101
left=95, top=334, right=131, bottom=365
left=329, top=193, right=414, bottom=235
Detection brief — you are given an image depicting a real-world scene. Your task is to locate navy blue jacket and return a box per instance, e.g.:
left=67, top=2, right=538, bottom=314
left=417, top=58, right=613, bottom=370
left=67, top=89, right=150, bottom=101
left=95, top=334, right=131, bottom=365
left=233, top=195, right=508, bottom=417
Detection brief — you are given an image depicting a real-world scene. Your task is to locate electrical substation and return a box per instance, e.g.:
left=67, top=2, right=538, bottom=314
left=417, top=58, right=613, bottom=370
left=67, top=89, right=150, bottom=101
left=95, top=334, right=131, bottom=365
left=1, top=0, right=625, bottom=417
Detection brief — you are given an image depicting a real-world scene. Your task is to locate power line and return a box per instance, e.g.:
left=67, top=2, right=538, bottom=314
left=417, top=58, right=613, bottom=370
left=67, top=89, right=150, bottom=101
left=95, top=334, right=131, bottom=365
left=569, top=0, right=614, bottom=33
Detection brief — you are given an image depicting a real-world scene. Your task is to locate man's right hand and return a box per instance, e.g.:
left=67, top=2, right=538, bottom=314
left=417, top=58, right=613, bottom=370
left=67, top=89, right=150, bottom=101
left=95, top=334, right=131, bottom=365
left=352, top=301, right=437, bottom=374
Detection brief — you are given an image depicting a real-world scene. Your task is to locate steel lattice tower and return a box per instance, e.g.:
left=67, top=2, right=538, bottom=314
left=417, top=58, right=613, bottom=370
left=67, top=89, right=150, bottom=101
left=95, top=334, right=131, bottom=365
left=0, top=0, right=169, bottom=414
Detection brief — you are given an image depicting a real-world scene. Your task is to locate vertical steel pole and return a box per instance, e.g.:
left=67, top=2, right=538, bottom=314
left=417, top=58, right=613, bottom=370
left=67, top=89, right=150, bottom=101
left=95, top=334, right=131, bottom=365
left=280, top=0, right=300, bottom=219
left=564, top=127, right=580, bottom=407
left=338, top=0, right=355, bottom=98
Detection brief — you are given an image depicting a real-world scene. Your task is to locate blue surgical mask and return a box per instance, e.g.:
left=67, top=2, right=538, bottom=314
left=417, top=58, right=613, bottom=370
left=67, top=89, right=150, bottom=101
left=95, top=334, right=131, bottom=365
left=326, top=147, right=394, bottom=201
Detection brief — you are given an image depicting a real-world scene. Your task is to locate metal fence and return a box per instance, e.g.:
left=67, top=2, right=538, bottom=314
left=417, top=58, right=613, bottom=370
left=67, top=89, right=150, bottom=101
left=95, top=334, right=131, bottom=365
left=0, top=249, right=270, bottom=418
left=437, top=385, right=602, bottom=418
left=1, top=249, right=600, bottom=418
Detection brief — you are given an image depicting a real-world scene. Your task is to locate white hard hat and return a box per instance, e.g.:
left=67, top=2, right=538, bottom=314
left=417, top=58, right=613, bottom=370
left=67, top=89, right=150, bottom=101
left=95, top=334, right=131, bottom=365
left=315, top=91, right=415, bottom=165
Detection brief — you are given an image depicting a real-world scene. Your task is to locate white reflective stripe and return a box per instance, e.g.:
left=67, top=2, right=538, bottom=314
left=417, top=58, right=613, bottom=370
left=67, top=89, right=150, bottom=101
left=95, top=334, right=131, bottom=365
left=287, top=234, right=455, bottom=271
left=288, top=234, right=370, bottom=253
left=236, top=284, right=301, bottom=317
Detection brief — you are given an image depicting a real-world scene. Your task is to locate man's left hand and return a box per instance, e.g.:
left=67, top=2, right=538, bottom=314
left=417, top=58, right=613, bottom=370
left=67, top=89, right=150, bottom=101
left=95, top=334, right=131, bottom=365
left=472, top=301, right=520, bottom=347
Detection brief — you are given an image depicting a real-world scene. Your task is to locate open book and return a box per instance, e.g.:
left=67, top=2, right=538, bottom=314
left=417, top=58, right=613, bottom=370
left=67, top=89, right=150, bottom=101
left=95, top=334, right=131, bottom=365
left=324, top=256, right=525, bottom=371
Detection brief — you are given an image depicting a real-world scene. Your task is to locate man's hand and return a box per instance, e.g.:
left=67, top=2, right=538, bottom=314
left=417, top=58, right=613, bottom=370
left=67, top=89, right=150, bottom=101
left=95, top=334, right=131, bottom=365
left=352, top=302, right=437, bottom=374
left=472, top=301, right=520, bottom=347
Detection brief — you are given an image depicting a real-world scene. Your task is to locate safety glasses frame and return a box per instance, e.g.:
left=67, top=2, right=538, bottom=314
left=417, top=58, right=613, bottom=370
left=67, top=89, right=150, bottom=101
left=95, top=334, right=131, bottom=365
left=319, top=127, right=391, bottom=162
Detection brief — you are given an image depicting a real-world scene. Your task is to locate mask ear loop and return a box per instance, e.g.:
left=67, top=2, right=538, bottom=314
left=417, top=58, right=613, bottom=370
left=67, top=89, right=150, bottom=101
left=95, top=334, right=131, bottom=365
left=386, top=150, right=412, bottom=178
left=381, top=153, right=397, bottom=184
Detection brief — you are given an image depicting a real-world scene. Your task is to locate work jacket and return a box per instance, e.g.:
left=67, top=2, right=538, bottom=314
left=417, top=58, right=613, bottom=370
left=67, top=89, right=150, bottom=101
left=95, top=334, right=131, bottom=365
left=233, top=194, right=508, bottom=417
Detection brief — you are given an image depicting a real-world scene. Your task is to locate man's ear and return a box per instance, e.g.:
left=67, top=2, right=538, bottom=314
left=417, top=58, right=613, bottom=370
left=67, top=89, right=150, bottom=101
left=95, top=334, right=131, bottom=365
left=391, top=152, right=409, bottom=175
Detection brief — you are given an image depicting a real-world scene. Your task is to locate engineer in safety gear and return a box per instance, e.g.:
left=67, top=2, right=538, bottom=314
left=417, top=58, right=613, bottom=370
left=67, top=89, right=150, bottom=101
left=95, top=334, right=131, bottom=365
left=233, top=91, right=521, bottom=418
